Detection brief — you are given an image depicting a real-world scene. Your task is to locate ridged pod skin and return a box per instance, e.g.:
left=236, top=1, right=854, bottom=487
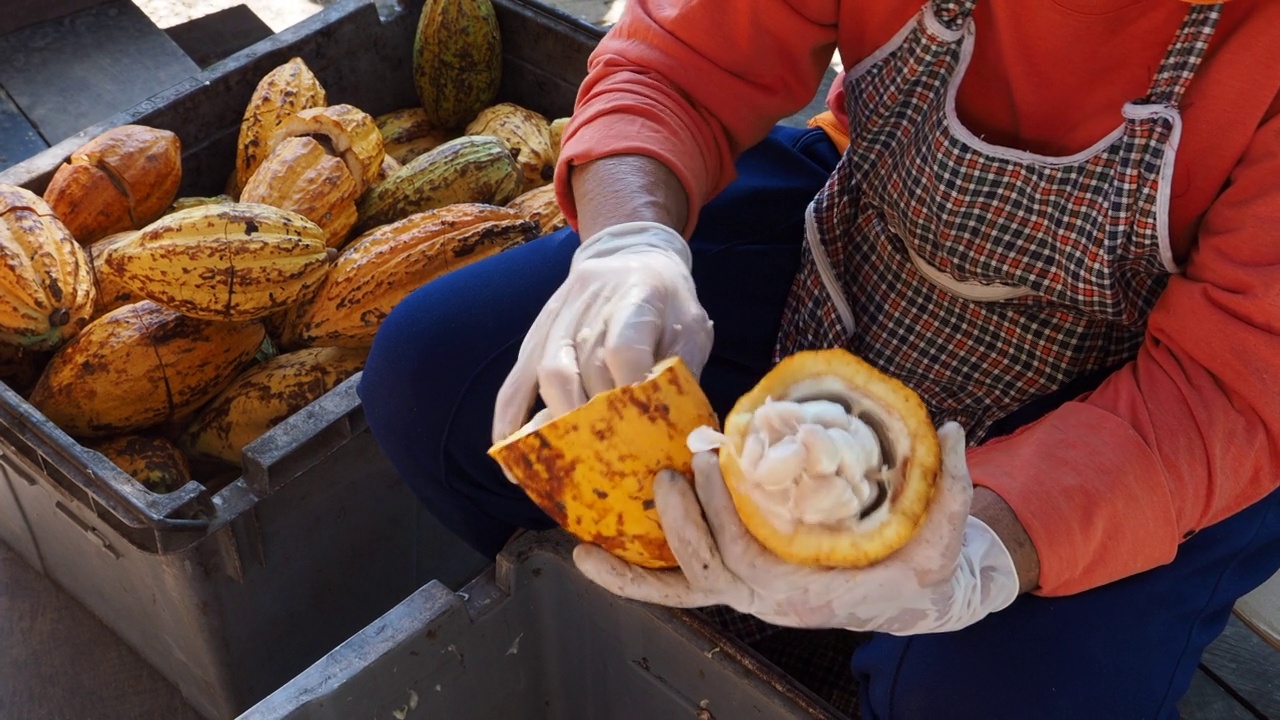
left=268, top=104, right=385, bottom=194
left=505, top=184, right=566, bottom=235
left=180, top=346, right=368, bottom=465
left=105, top=202, right=333, bottom=322
left=717, top=348, right=940, bottom=568
left=28, top=300, right=266, bottom=438
left=232, top=57, right=328, bottom=197
left=376, top=107, right=458, bottom=164
left=285, top=203, right=538, bottom=350
left=356, top=134, right=523, bottom=231
left=42, top=125, right=183, bottom=244
left=465, top=102, right=556, bottom=191
left=0, top=185, right=97, bottom=350
left=88, top=434, right=192, bottom=494
left=86, top=231, right=143, bottom=318
left=241, top=137, right=360, bottom=249
left=489, top=356, right=720, bottom=569
left=413, top=0, right=502, bottom=130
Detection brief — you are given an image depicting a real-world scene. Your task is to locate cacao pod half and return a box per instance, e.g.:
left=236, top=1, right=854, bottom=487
left=28, top=300, right=265, bottom=438
left=42, top=125, right=183, bottom=244
left=283, top=203, right=538, bottom=350
left=181, top=346, right=368, bottom=465
left=465, top=102, right=556, bottom=191
left=267, top=104, right=385, bottom=195
left=105, top=203, right=333, bottom=322
left=700, top=348, right=941, bottom=568
left=489, top=356, right=720, bottom=569
left=232, top=56, right=328, bottom=197
left=356, top=134, right=522, bottom=231
left=0, top=185, right=97, bottom=350
left=241, top=137, right=361, bottom=249
left=413, top=0, right=502, bottom=130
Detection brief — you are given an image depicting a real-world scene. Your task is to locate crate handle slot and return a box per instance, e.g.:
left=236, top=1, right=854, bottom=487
left=55, top=501, right=122, bottom=560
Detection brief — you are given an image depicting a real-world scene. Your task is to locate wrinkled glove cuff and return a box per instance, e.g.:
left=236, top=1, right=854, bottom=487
left=573, top=221, right=693, bottom=271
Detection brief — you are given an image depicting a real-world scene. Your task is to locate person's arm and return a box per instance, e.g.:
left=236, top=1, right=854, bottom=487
left=968, top=96, right=1280, bottom=598
left=554, top=0, right=841, bottom=239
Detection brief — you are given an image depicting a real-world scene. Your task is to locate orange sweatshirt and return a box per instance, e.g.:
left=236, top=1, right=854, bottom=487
left=554, top=0, right=1280, bottom=597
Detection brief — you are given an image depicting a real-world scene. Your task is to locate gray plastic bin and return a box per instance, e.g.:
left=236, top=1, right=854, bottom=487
left=0, top=1, right=606, bottom=717
left=240, top=531, right=848, bottom=720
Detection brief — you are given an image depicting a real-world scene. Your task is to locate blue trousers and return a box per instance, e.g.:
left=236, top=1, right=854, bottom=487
left=359, top=126, right=1280, bottom=719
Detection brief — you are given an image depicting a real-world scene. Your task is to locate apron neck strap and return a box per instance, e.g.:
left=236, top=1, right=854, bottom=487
left=1142, top=3, right=1224, bottom=106
left=930, top=0, right=978, bottom=32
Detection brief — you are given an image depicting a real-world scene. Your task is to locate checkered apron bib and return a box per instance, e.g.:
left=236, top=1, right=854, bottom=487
left=774, top=0, right=1223, bottom=443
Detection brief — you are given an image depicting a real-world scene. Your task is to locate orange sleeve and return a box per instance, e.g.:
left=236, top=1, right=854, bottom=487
left=553, top=0, right=839, bottom=237
left=970, top=97, right=1280, bottom=597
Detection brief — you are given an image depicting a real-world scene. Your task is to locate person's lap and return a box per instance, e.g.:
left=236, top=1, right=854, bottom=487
left=357, top=124, right=1280, bottom=719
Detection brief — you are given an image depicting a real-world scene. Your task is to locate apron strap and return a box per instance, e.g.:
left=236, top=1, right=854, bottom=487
left=930, top=0, right=978, bottom=32
left=1143, top=3, right=1224, bottom=106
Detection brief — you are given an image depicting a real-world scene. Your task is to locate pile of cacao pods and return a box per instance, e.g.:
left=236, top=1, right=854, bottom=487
left=0, top=0, right=572, bottom=496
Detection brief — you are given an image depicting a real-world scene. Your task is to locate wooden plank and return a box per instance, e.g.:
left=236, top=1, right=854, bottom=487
left=0, top=0, right=199, bottom=145
left=0, top=86, right=47, bottom=172
left=1201, top=615, right=1280, bottom=719
left=1178, top=670, right=1257, bottom=720
left=163, top=5, right=274, bottom=69
left=1235, top=570, right=1280, bottom=650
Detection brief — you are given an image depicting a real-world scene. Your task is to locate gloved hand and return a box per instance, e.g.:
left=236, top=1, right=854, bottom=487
left=572, top=422, right=1021, bottom=636
left=492, top=221, right=714, bottom=444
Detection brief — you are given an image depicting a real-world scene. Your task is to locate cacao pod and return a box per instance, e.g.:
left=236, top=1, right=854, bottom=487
left=86, top=231, right=143, bottom=318
left=241, top=137, right=360, bottom=249
left=505, top=184, right=566, bottom=235
left=105, top=203, right=333, bottom=322
left=167, top=195, right=234, bottom=215
left=413, top=0, right=502, bottom=130
left=28, top=300, right=265, bottom=438
left=489, top=356, right=720, bottom=569
left=465, top=102, right=556, bottom=190
left=356, top=134, right=522, bottom=231
left=180, top=346, right=368, bottom=465
left=548, top=116, right=569, bottom=155
left=698, top=348, right=940, bottom=568
left=376, top=107, right=457, bottom=164
left=267, top=104, right=385, bottom=194
left=283, top=203, right=538, bottom=350
left=89, top=434, right=192, bottom=494
left=231, top=56, right=328, bottom=197
left=42, top=125, right=183, bottom=244
left=373, top=154, right=402, bottom=188
left=0, top=185, right=97, bottom=350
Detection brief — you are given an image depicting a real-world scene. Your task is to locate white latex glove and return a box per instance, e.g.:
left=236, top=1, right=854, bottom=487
left=492, top=221, right=714, bottom=444
left=573, top=422, right=1020, bottom=636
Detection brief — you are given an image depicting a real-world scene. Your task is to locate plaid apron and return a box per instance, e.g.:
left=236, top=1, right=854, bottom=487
left=774, top=0, right=1223, bottom=443
left=720, top=3, right=1225, bottom=715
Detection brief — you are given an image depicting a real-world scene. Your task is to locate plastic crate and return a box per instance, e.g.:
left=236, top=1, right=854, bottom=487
left=0, top=0, right=606, bottom=717
left=240, top=531, right=848, bottom=720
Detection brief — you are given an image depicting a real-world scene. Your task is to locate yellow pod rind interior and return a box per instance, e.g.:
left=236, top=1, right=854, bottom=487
left=720, top=348, right=940, bottom=569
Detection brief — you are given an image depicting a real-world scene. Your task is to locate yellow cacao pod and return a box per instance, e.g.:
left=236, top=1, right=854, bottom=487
left=232, top=56, right=328, bottom=197
left=0, top=185, right=97, bottom=350
left=376, top=107, right=457, bottom=164
left=356, top=134, right=523, bottom=231
left=166, top=195, right=234, bottom=215
left=42, top=124, right=183, bottom=244
left=413, top=0, right=502, bottom=130
left=105, top=203, right=333, bottom=322
left=180, top=346, right=368, bottom=465
left=713, top=348, right=940, bottom=568
left=465, top=102, right=556, bottom=191
left=28, top=300, right=266, bottom=438
left=267, top=104, right=385, bottom=195
left=241, top=137, right=360, bottom=249
left=283, top=203, right=538, bottom=350
left=88, top=434, right=192, bottom=494
left=548, top=117, right=569, bottom=155
left=489, top=356, right=720, bottom=569
left=86, top=231, right=143, bottom=318
left=505, top=184, right=566, bottom=235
